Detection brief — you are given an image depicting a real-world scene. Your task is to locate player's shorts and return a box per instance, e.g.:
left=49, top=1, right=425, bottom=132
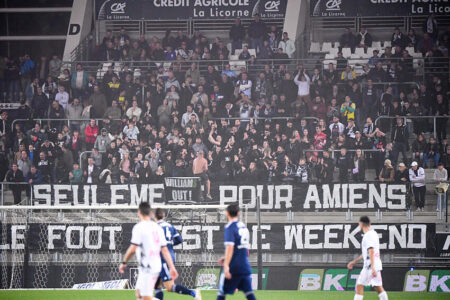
left=136, top=268, right=159, bottom=297
left=356, top=267, right=383, bottom=287
left=218, top=272, right=253, bottom=296
left=196, top=172, right=209, bottom=183
left=159, top=262, right=172, bottom=282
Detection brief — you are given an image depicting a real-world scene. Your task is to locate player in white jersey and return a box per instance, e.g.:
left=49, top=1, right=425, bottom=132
left=119, top=202, right=179, bottom=300
left=347, top=216, right=388, bottom=300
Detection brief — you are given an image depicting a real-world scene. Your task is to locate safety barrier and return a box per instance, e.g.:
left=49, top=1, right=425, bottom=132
left=374, top=115, right=450, bottom=138
left=11, top=118, right=121, bottom=132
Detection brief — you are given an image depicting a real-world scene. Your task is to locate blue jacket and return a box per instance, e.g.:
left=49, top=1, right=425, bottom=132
left=71, top=71, right=88, bottom=90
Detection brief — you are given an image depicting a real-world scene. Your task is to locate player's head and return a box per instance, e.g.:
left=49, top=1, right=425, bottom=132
left=226, top=203, right=240, bottom=219
left=154, top=208, right=165, bottom=221
left=138, top=202, right=151, bottom=219
left=359, top=216, right=371, bottom=230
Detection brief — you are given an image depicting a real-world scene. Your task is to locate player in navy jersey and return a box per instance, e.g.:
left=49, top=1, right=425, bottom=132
left=153, top=208, right=201, bottom=300
left=217, top=203, right=256, bottom=300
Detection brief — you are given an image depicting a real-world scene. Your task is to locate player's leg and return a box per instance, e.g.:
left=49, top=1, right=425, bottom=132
left=237, top=275, right=256, bottom=300
left=354, top=285, right=364, bottom=300
left=163, top=280, right=196, bottom=297
left=374, top=286, right=388, bottom=300
left=217, top=271, right=239, bottom=300
left=154, top=277, right=164, bottom=300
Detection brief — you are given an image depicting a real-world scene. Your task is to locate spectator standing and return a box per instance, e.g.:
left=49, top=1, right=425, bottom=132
left=340, top=96, right=356, bottom=123
left=5, top=163, right=24, bottom=204
left=434, top=163, right=448, bottom=211
left=84, top=119, right=99, bottom=151
left=423, top=14, right=439, bottom=40
left=20, top=54, right=35, bottom=91
left=432, top=94, right=448, bottom=143
left=89, top=85, right=107, bottom=118
left=355, top=27, right=373, bottom=49
left=55, top=86, right=69, bottom=111
left=391, top=118, right=409, bottom=166
left=293, top=70, right=310, bottom=103
left=66, top=98, right=83, bottom=132
left=352, top=149, right=366, bottom=182
left=409, top=161, right=426, bottom=211
left=339, top=28, right=355, bottom=53
left=71, top=63, right=88, bottom=100
left=49, top=55, right=62, bottom=79
left=391, top=27, right=407, bottom=49
left=229, top=18, right=245, bottom=55
left=336, top=148, right=351, bottom=182
left=69, top=162, right=83, bottom=184
left=278, top=32, right=296, bottom=58
left=31, top=87, right=49, bottom=118
left=193, top=150, right=212, bottom=200
left=247, top=14, right=266, bottom=53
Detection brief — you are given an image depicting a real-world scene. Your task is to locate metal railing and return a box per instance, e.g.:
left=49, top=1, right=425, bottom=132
left=0, top=182, right=32, bottom=206
left=374, top=115, right=450, bottom=138
left=209, top=116, right=320, bottom=122
left=11, top=118, right=121, bottom=132
left=63, top=56, right=449, bottom=85
left=303, top=149, right=382, bottom=159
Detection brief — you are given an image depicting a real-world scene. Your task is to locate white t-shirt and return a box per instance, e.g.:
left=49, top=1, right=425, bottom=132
left=131, top=220, right=167, bottom=274
left=361, top=229, right=382, bottom=271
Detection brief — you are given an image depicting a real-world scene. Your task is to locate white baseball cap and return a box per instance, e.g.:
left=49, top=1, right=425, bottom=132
left=411, top=161, right=418, bottom=167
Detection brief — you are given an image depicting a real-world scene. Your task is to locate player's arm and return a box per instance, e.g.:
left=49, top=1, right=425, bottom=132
left=223, top=244, right=234, bottom=279
left=119, top=244, right=137, bottom=274
left=161, top=245, right=179, bottom=280
left=368, top=248, right=376, bottom=277
left=347, top=254, right=363, bottom=270
left=172, top=228, right=183, bottom=246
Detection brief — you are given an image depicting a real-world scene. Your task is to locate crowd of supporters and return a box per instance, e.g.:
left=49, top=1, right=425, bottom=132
left=0, top=15, right=449, bottom=205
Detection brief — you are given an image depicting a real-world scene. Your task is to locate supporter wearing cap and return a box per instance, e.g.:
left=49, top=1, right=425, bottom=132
left=394, top=163, right=409, bottom=183
left=409, top=161, right=426, bottom=211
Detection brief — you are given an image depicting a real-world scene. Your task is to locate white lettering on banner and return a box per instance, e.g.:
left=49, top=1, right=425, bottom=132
left=54, top=185, right=72, bottom=206
left=429, top=275, right=450, bottom=292
left=304, top=185, right=321, bottom=209
left=130, top=184, right=148, bottom=205
left=387, top=184, right=406, bottom=209
left=407, top=224, right=427, bottom=249
left=323, top=274, right=345, bottom=290
left=11, top=225, right=26, bottom=250
left=323, top=224, right=343, bottom=249
left=274, top=185, right=292, bottom=209
left=443, top=235, right=450, bottom=251
left=343, top=224, right=360, bottom=249
left=284, top=225, right=303, bottom=250
left=405, top=274, right=428, bottom=292
left=91, top=185, right=97, bottom=205
left=369, top=183, right=386, bottom=208
left=149, top=184, right=165, bottom=205
left=304, top=225, right=323, bottom=249
left=341, top=184, right=348, bottom=208
left=110, top=185, right=128, bottom=205
left=48, top=225, right=121, bottom=250
left=240, top=185, right=256, bottom=208
left=251, top=225, right=271, bottom=250
left=84, top=226, right=103, bottom=250
left=300, top=274, right=321, bottom=290
left=389, top=224, right=407, bottom=249
left=33, top=184, right=51, bottom=206
left=181, top=225, right=201, bottom=250
left=322, top=184, right=341, bottom=209
left=202, top=226, right=220, bottom=250
left=349, top=184, right=366, bottom=209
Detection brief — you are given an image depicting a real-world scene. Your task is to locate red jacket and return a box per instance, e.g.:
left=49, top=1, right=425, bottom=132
left=84, top=125, right=98, bottom=144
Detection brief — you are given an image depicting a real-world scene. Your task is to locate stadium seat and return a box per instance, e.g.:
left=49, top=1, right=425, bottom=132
left=229, top=55, right=239, bottom=61
left=248, top=49, right=256, bottom=57
left=333, top=42, right=340, bottom=48
left=309, top=42, right=320, bottom=53
left=230, top=61, right=246, bottom=74
left=133, top=68, right=141, bottom=78
left=354, top=47, right=365, bottom=57
left=350, top=53, right=361, bottom=59
left=329, top=48, right=339, bottom=57
left=341, top=47, right=351, bottom=58
left=406, top=46, right=415, bottom=54
left=226, top=43, right=232, bottom=52
left=383, top=40, right=391, bottom=47
left=324, top=53, right=335, bottom=59
left=323, top=59, right=337, bottom=69
left=234, top=49, right=243, bottom=58
left=372, top=41, right=382, bottom=50
left=321, top=42, right=332, bottom=53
